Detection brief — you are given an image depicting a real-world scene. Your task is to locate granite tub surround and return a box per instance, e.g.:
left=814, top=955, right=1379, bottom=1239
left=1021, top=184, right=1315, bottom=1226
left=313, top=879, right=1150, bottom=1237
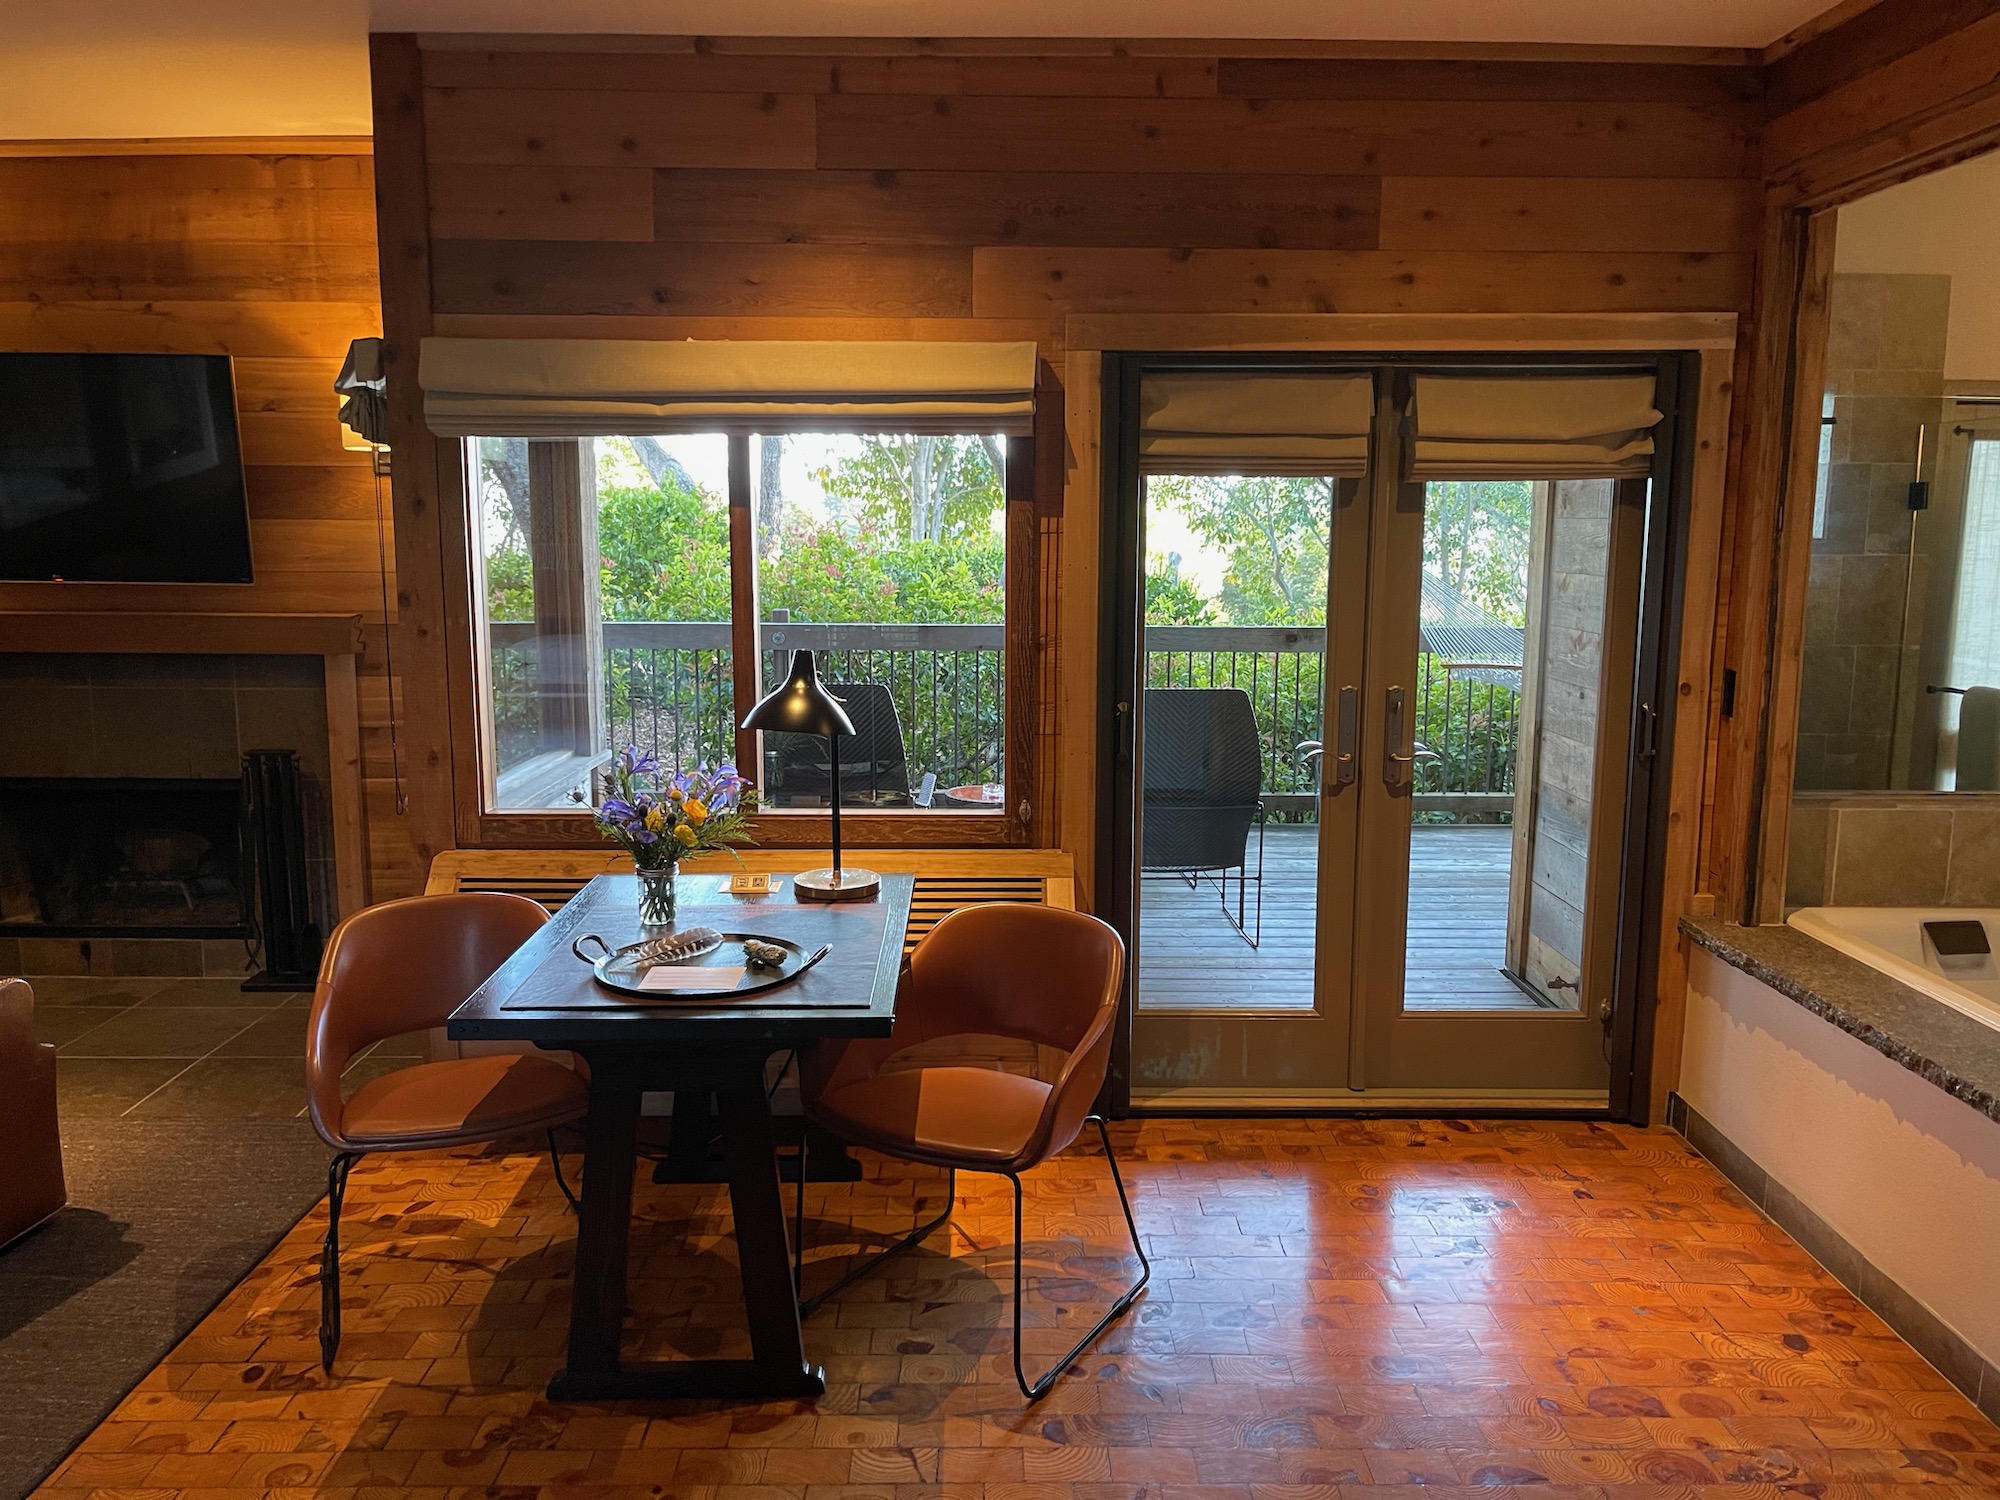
left=1681, top=915, right=2000, bottom=1122
left=1787, top=793, right=2000, bottom=909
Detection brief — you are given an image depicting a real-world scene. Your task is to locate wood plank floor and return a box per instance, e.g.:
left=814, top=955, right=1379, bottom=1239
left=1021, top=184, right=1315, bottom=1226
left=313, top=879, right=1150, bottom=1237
left=33, top=1119, right=1999, bottom=1499
left=1140, top=825, right=1539, bottom=1012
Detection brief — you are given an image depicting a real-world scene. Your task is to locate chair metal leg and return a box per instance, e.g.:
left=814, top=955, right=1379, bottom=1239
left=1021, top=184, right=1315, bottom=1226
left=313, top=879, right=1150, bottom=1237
left=547, top=1128, right=581, bottom=1214
left=1011, top=1115, right=1151, bottom=1402
left=797, top=1167, right=955, bottom=1319
left=319, top=1152, right=358, bottom=1372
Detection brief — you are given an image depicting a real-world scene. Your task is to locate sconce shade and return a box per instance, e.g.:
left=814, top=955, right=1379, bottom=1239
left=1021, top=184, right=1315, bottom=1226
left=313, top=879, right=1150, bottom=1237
left=740, top=649, right=855, bottom=738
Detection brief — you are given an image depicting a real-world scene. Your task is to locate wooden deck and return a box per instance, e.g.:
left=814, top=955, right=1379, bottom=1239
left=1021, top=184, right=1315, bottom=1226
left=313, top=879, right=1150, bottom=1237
left=1138, top=823, right=1541, bottom=1012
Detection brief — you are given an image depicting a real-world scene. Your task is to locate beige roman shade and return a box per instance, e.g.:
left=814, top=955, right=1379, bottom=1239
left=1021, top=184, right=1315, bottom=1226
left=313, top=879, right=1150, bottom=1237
left=1411, top=374, right=1662, bottom=479
left=1139, top=374, right=1375, bottom=475
left=419, top=338, right=1039, bottom=437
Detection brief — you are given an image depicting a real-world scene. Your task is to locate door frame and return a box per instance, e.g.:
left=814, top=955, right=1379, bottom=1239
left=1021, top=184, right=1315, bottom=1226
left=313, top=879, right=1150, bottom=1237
left=1091, top=341, right=1709, bottom=1120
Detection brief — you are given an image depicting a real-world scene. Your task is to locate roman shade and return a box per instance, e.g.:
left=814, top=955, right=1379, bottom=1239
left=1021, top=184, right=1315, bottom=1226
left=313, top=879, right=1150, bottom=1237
left=419, top=338, right=1039, bottom=437
left=1139, top=374, right=1375, bottom=475
left=1410, top=374, right=1662, bottom=479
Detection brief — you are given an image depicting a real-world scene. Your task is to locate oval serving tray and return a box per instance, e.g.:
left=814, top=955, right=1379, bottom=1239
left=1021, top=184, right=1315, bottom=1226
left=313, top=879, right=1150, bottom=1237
left=571, top=931, right=828, bottom=1002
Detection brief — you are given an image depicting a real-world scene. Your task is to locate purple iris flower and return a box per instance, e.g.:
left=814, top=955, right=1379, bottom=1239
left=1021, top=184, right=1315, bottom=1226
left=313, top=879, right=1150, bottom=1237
left=617, top=745, right=660, bottom=779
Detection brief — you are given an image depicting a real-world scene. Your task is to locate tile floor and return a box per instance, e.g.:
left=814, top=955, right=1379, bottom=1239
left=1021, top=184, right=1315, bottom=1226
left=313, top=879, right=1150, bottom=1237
left=22, top=974, right=424, bottom=1118
left=27, top=1116, right=2000, bottom=1498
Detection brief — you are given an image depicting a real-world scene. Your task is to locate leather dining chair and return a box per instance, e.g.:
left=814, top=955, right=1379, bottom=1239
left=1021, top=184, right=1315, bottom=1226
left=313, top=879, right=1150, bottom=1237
left=794, top=903, right=1148, bottom=1401
left=306, top=892, right=588, bottom=1370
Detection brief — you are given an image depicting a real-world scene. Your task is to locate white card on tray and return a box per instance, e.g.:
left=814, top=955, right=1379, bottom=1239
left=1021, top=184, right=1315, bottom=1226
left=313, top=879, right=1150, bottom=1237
left=637, top=965, right=746, bottom=992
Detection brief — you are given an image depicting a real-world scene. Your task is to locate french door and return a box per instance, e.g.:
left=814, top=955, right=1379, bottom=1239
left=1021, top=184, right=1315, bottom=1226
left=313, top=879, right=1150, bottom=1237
left=1104, top=358, right=1686, bottom=1110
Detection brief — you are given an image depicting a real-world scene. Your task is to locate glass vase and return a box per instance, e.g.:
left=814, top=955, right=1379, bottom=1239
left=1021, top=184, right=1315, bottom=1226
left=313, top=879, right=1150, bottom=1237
left=637, top=864, right=677, bottom=927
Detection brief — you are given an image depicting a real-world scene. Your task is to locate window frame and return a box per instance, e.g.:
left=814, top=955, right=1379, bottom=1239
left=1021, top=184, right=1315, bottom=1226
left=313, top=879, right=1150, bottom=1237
left=442, top=427, right=1037, bottom=852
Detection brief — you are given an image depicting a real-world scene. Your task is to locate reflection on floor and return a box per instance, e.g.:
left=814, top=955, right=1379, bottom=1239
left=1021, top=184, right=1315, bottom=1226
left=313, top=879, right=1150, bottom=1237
left=30, top=1117, right=1998, bottom=1497
left=23, top=973, right=423, bottom=1119
left=1140, top=824, right=1541, bottom=1011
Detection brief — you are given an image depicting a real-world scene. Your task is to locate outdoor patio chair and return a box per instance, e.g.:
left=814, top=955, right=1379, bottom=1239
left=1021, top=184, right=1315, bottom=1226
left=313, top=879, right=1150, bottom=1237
left=766, top=680, right=937, bottom=807
left=1141, top=686, right=1265, bottom=947
left=793, top=903, right=1147, bottom=1401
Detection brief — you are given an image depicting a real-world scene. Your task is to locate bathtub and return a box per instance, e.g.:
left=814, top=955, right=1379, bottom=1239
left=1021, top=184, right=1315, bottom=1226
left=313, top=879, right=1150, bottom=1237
left=1787, top=906, right=2000, bottom=1030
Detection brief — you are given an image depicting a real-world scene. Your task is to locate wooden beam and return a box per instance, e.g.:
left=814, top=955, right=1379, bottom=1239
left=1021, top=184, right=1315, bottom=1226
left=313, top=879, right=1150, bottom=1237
left=1649, top=346, right=1737, bottom=1117
left=1064, top=311, right=1739, bottom=352
left=1752, top=218, right=1838, bottom=927
left=369, top=31, right=458, bottom=877
left=728, top=433, right=762, bottom=779
left=526, top=439, right=606, bottom=757
left=0, top=136, right=372, bottom=157
left=0, top=611, right=362, bottom=655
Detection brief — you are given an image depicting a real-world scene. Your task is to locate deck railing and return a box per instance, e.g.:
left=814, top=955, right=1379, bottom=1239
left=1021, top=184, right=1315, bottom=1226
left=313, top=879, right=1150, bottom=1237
left=490, top=619, right=1519, bottom=820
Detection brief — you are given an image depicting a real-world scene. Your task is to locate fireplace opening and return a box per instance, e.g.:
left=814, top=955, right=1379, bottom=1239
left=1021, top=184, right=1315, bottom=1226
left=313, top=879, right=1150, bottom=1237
left=0, top=777, right=251, bottom=938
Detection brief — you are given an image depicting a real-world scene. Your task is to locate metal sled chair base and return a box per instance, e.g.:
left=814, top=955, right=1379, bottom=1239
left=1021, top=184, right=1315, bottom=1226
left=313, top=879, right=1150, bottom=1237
left=794, top=1116, right=1150, bottom=1401
left=318, top=1129, right=579, bottom=1372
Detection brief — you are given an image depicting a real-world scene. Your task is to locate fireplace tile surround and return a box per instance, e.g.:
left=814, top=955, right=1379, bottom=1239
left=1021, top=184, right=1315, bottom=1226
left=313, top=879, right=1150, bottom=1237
left=0, top=652, right=336, bottom=977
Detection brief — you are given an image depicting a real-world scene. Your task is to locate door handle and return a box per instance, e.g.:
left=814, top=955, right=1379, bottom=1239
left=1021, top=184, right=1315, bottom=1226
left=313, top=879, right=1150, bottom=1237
left=1330, top=684, right=1358, bottom=789
left=1383, top=684, right=1413, bottom=787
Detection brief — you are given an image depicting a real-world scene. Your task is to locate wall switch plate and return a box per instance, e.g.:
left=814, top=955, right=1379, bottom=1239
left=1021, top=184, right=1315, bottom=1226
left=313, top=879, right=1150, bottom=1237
left=727, top=872, right=773, bottom=894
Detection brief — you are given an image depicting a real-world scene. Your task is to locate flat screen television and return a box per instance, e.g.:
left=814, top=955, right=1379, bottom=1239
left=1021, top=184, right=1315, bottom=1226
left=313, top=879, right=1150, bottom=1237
left=0, top=352, right=253, bottom=583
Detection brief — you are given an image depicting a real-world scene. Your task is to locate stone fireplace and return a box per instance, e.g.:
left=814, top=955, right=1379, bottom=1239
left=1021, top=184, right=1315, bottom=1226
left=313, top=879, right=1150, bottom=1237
left=0, top=651, right=339, bottom=977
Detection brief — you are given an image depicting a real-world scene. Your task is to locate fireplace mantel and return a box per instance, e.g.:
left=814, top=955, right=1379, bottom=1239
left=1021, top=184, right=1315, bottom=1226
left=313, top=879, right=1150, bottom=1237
left=0, top=612, right=362, bottom=658
left=0, top=611, right=370, bottom=917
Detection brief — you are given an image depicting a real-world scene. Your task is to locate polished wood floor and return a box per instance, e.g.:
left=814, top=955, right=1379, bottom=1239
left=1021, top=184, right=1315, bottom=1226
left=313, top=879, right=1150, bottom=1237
left=1140, top=825, right=1538, bottom=1012
left=32, top=1118, right=1998, bottom=1498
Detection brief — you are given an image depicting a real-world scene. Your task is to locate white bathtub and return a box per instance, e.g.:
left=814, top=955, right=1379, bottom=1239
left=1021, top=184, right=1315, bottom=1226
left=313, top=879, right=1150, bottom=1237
left=1787, top=906, right=2000, bottom=1030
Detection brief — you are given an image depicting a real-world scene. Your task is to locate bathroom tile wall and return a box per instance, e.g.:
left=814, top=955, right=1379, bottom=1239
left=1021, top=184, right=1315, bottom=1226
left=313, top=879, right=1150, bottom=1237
left=0, top=653, right=336, bottom=976
left=1787, top=793, right=2000, bottom=909
left=1797, top=273, right=1952, bottom=791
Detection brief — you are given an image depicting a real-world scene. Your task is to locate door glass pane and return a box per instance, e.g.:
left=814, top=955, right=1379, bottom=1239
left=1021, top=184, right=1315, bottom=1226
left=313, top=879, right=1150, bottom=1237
left=1137, top=473, right=1329, bottom=1013
left=1944, top=437, right=2000, bottom=789
left=750, top=433, right=1006, bottom=812
left=474, top=434, right=733, bottom=810
left=1404, top=480, right=1537, bottom=1010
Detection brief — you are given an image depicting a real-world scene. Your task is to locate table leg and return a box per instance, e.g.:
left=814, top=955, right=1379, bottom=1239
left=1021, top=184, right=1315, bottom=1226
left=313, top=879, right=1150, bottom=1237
left=715, top=1065, right=824, bottom=1394
left=548, top=1047, right=825, bottom=1403
left=550, top=1053, right=641, bottom=1395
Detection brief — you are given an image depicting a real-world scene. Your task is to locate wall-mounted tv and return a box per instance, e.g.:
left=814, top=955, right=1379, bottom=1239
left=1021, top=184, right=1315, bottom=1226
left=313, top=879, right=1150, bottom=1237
left=0, top=353, right=253, bottom=584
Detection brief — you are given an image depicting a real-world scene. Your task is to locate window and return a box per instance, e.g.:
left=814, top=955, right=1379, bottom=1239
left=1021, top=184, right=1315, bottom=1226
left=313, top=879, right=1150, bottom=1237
left=468, top=430, right=1022, bottom=833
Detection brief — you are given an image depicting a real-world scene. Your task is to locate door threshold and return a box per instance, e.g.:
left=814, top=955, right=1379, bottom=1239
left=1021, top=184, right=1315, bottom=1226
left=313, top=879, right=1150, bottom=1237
left=1127, top=1085, right=1612, bottom=1116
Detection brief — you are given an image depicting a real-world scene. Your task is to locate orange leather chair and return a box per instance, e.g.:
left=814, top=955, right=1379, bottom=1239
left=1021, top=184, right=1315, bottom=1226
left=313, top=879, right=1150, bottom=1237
left=796, top=903, right=1148, bottom=1400
left=306, top=892, right=588, bottom=1369
left=0, top=977, right=65, bottom=1250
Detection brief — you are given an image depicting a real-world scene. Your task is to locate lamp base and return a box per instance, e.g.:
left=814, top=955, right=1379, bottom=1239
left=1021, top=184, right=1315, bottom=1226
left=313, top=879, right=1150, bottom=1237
left=793, top=866, right=880, bottom=902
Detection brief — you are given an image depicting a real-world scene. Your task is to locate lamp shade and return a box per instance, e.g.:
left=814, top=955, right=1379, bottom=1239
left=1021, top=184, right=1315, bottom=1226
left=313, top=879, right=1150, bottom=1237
left=739, top=649, right=856, bottom=738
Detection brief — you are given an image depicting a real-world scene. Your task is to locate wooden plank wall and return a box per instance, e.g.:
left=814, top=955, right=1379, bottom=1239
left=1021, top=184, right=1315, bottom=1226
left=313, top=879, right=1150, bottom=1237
left=0, top=150, right=421, bottom=900
left=391, top=36, right=1769, bottom=864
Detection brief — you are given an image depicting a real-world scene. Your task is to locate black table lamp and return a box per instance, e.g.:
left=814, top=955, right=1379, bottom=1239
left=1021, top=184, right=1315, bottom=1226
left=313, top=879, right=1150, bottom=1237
left=739, top=648, right=880, bottom=902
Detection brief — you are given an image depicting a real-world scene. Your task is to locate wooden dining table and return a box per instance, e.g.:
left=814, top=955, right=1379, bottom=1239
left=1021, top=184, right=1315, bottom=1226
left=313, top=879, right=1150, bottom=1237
left=448, top=871, right=912, bottom=1402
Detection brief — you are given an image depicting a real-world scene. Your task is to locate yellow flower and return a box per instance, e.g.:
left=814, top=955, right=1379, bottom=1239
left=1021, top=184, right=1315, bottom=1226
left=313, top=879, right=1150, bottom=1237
left=643, top=805, right=666, bottom=833
left=673, top=823, right=698, bottom=846
left=683, top=798, right=708, bottom=826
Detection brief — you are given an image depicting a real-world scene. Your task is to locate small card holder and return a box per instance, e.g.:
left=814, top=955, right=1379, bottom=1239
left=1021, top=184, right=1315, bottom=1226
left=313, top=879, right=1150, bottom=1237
left=728, top=872, right=775, bottom=895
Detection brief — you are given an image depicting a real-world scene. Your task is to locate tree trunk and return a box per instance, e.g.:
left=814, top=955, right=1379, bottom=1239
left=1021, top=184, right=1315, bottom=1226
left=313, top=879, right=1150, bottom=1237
left=630, top=436, right=699, bottom=496
left=910, top=436, right=938, bottom=543
left=758, top=435, right=783, bottom=559
left=483, top=438, right=532, bottom=548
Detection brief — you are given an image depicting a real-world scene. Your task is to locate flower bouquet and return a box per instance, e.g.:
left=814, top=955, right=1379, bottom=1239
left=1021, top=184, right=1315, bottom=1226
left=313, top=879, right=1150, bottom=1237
left=595, top=747, right=756, bottom=925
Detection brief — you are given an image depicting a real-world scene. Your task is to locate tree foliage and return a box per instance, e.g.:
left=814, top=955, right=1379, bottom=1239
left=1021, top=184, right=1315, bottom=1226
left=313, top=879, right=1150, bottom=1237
left=481, top=434, right=1006, bottom=626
